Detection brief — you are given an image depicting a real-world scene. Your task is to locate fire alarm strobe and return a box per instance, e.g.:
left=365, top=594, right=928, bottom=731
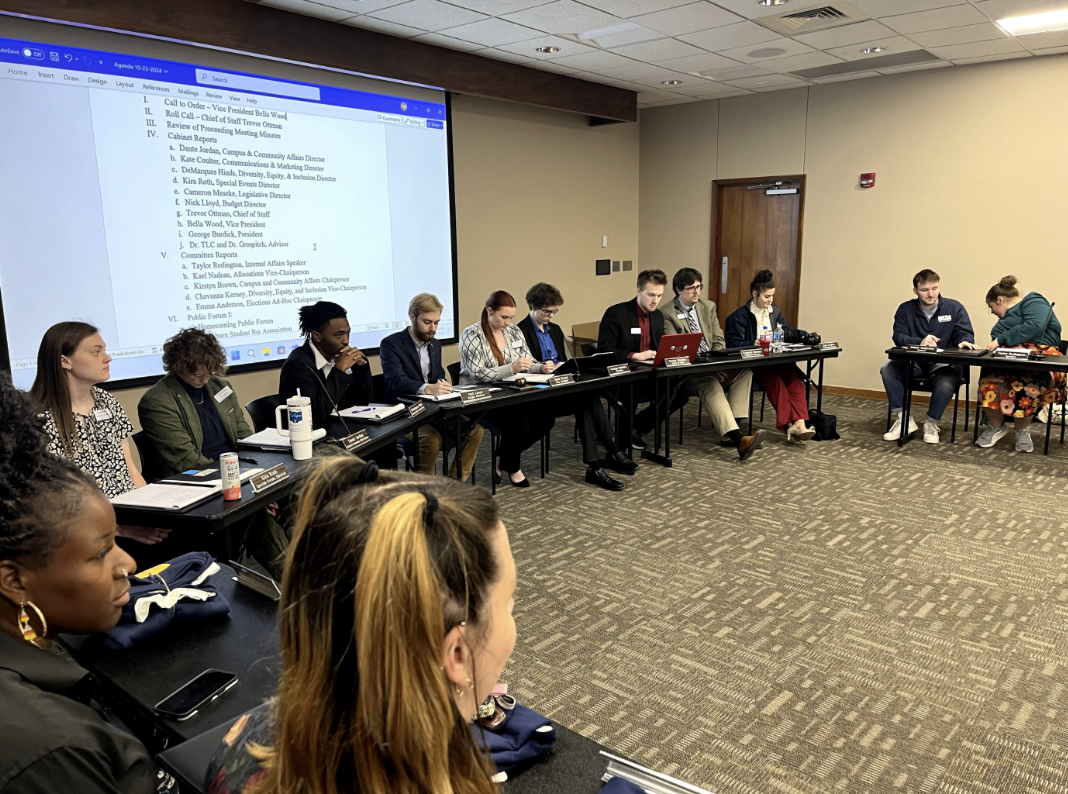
left=860, top=173, right=876, bottom=188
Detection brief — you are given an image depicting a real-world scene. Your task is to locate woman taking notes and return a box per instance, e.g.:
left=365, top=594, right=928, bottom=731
left=976, top=275, right=1063, bottom=453
left=459, top=291, right=555, bottom=488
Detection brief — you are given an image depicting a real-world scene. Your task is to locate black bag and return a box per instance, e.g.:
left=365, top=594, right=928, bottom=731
left=810, top=410, right=839, bottom=441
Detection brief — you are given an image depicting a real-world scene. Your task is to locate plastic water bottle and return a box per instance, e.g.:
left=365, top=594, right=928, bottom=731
left=773, top=325, right=784, bottom=353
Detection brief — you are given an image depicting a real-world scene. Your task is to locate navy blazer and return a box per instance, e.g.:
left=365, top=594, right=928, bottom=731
left=380, top=329, right=446, bottom=403
left=279, top=340, right=373, bottom=429
left=517, top=315, right=570, bottom=364
left=597, top=298, right=665, bottom=363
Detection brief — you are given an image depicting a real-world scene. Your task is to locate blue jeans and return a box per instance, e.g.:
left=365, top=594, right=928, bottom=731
left=880, top=361, right=962, bottom=422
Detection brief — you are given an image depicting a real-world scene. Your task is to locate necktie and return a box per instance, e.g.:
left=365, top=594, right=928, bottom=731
left=686, top=307, right=709, bottom=353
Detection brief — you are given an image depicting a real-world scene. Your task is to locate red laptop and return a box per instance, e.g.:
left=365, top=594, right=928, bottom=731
left=636, top=332, right=704, bottom=366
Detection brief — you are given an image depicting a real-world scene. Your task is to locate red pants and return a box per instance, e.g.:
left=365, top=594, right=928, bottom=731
left=758, top=365, right=809, bottom=432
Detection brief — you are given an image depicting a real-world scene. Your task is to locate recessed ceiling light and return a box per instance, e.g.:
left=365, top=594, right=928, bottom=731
left=661, top=79, right=683, bottom=85
left=861, top=46, right=888, bottom=53
left=997, top=9, right=1068, bottom=35
left=748, top=47, right=787, bottom=58
left=758, top=0, right=790, bottom=5
left=535, top=46, right=560, bottom=53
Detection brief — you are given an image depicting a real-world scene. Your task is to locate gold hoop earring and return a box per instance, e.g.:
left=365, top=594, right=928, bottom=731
left=18, top=601, right=47, bottom=645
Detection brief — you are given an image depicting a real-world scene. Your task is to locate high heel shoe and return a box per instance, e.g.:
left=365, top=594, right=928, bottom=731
left=507, top=474, right=530, bottom=488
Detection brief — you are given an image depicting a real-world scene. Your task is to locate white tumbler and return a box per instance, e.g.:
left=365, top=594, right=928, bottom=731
left=276, top=394, right=314, bottom=461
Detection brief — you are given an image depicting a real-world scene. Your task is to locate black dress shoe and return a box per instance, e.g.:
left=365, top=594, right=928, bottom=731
left=586, top=467, right=624, bottom=491
left=507, top=474, right=530, bottom=488
left=493, top=468, right=502, bottom=486
left=630, top=430, right=647, bottom=449
left=603, top=452, right=639, bottom=475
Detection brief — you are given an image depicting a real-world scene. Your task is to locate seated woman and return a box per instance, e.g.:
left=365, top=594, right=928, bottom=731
left=137, top=328, right=289, bottom=578
left=205, top=455, right=517, bottom=794
left=724, top=270, right=817, bottom=444
left=518, top=282, right=638, bottom=491
left=459, top=291, right=555, bottom=488
left=976, top=275, right=1063, bottom=453
left=0, top=372, right=161, bottom=793
left=30, top=322, right=169, bottom=547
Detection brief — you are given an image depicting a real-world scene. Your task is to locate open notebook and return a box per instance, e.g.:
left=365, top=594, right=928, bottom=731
left=110, top=483, right=221, bottom=512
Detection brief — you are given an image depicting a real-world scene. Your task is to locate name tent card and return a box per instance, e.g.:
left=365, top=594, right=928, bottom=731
left=607, top=364, right=630, bottom=377
left=250, top=463, right=289, bottom=494
left=664, top=357, right=691, bottom=368
left=408, top=401, right=427, bottom=418
left=549, top=373, right=576, bottom=386
left=906, top=344, right=938, bottom=353
left=741, top=349, right=765, bottom=361
left=460, top=388, right=492, bottom=404
left=342, top=429, right=372, bottom=451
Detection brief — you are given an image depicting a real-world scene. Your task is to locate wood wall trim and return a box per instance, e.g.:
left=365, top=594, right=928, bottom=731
left=0, top=0, right=637, bottom=121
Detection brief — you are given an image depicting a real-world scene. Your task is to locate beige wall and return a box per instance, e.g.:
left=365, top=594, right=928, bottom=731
left=110, top=94, right=640, bottom=428
left=639, top=54, right=1068, bottom=392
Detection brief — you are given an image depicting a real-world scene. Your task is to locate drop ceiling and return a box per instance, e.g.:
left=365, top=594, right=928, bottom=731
left=247, top=0, right=1068, bottom=108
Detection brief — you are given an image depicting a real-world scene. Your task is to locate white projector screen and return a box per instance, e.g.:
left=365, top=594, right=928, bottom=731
left=0, top=23, right=457, bottom=390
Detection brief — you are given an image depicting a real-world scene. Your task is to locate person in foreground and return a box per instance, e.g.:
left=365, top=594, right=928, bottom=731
left=205, top=454, right=517, bottom=794
left=31, top=322, right=169, bottom=548
left=380, top=293, right=485, bottom=481
left=459, top=291, right=555, bottom=488
left=659, top=268, right=764, bottom=460
left=0, top=372, right=159, bottom=793
left=881, top=269, right=977, bottom=444
left=724, top=270, right=818, bottom=445
left=518, top=283, right=638, bottom=490
left=976, top=275, right=1064, bottom=453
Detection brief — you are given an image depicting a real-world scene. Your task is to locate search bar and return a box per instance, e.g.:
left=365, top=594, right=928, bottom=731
left=195, top=70, right=320, bottom=101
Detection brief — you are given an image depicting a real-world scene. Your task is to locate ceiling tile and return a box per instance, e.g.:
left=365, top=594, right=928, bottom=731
left=760, top=51, right=844, bottom=73
left=531, top=59, right=583, bottom=73
left=438, top=17, right=543, bottom=46
left=501, top=0, right=624, bottom=35
left=611, top=37, right=707, bottom=60
left=578, top=73, right=647, bottom=89
left=824, top=36, right=923, bottom=61
left=672, top=81, right=752, bottom=97
left=637, top=87, right=683, bottom=102
left=927, top=36, right=1026, bottom=59
left=544, top=48, right=636, bottom=69
left=880, top=4, right=988, bottom=34
left=476, top=48, right=537, bottom=63
left=630, top=2, right=741, bottom=36
left=972, top=0, right=1068, bottom=21
left=411, top=32, right=485, bottom=50
left=951, top=50, right=1032, bottom=64
left=1014, top=29, right=1068, bottom=50
left=367, top=0, right=486, bottom=31
left=642, top=96, right=700, bottom=105
left=877, top=59, right=952, bottom=73
left=494, top=34, right=585, bottom=58
left=849, top=0, right=960, bottom=17
left=593, top=60, right=681, bottom=78
left=341, top=15, right=424, bottom=35
left=260, top=0, right=354, bottom=21
left=722, top=72, right=807, bottom=89
left=696, top=63, right=770, bottom=79
left=795, top=20, right=897, bottom=50
left=703, top=0, right=798, bottom=20
left=579, top=0, right=694, bottom=16
left=677, top=20, right=779, bottom=52
left=317, top=0, right=408, bottom=13
left=1030, top=44, right=1068, bottom=55
left=717, top=36, right=818, bottom=64
left=809, top=70, right=880, bottom=83
left=630, top=71, right=701, bottom=86
left=909, top=22, right=1007, bottom=48
left=654, top=50, right=738, bottom=71
left=445, top=0, right=551, bottom=13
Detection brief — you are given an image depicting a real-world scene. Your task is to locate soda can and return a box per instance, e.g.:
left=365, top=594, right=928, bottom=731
left=220, top=452, right=241, bottom=500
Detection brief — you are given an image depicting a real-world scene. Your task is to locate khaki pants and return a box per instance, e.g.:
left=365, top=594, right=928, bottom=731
left=414, top=422, right=485, bottom=481
left=685, top=369, right=753, bottom=435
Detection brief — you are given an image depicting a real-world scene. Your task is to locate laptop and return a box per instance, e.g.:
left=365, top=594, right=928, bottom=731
left=551, top=351, right=616, bottom=375
left=634, top=333, right=705, bottom=367
left=701, top=345, right=761, bottom=359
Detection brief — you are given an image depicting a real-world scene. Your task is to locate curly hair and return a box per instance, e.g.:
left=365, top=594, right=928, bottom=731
left=1, top=373, right=99, bottom=566
left=524, top=283, right=564, bottom=311
left=161, top=328, right=227, bottom=377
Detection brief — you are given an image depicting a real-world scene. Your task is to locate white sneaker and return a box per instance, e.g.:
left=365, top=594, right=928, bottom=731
left=923, top=422, right=940, bottom=444
left=1015, top=429, right=1034, bottom=453
left=883, top=414, right=918, bottom=441
left=975, top=424, right=1011, bottom=448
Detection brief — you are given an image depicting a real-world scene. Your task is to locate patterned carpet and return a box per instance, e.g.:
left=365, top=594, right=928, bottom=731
left=482, top=395, right=1068, bottom=793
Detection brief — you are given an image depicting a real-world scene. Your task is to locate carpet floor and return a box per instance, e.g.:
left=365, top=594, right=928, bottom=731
left=482, top=394, right=1068, bottom=793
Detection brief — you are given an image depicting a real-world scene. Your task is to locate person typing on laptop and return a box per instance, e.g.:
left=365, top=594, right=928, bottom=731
left=880, top=269, right=977, bottom=444
left=660, top=268, right=763, bottom=460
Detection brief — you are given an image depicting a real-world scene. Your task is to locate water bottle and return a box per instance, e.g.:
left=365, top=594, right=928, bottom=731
left=773, top=325, right=784, bottom=353
left=276, top=394, right=314, bottom=460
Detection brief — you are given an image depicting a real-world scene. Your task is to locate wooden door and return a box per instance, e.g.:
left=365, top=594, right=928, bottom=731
left=710, top=176, right=804, bottom=326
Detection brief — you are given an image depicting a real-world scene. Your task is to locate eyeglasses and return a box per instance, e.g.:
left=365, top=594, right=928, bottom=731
left=189, top=371, right=216, bottom=380
left=682, top=284, right=703, bottom=293
left=539, top=308, right=560, bottom=316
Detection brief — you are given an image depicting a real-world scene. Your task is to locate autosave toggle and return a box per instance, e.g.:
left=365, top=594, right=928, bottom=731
left=21, top=48, right=45, bottom=61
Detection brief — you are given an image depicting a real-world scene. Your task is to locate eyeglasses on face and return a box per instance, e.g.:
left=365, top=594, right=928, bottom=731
left=189, top=371, right=217, bottom=379
left=539, top=308, right=560, bottom=316
left=682, top=284, right=703, bottom=293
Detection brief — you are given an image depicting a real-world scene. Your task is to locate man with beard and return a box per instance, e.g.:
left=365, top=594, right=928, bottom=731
left=380, top=293, right=484, bottom=480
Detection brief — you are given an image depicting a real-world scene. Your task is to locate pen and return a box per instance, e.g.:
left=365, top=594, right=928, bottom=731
left=238, top=456, right=258, bottom=464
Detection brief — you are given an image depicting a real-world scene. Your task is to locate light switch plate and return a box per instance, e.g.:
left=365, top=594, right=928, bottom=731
left=612, top=260, right=620, bottom=271
left=622, top=260, right=633, bottom=272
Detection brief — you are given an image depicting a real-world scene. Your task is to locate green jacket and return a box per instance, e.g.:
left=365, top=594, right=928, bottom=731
left=658, top=295, right=726, bottom=351
left=990, top=291, right=1062, bottom=348
left=137, top=374, right=251, bottom=481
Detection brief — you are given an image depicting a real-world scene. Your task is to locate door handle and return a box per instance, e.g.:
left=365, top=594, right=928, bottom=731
left=720, top=257, right=728, bottom=293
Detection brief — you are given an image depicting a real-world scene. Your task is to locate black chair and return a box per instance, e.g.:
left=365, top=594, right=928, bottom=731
left=884, top=372, right=970, bottom=443
left=372, top=373, right=415, bottom=470
left=130, top=430, right=164, bottom=483
left=580, top=341, right=598, bottom=357
left=157, top=716, right=238, bottom=794
left=244, top=394, right=284, bottom=433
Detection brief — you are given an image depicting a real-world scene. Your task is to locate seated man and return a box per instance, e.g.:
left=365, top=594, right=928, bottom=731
left=380, top=293, right=484, bottom=481
left=881, top=269, right=978, bottom=444
left=138, top=327, right=289, bottom=579
left=280, top=300, right=373, bottom=430
left=660, top=268, right=763, bottom=460
left=598, top=268, right=689, bottom=449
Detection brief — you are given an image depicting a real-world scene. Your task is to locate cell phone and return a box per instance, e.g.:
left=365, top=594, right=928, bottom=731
left=154, top=669, right=238, bottom=721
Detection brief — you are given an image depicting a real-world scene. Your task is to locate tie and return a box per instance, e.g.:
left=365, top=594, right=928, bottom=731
left=686, top=307, right=709, bottom=353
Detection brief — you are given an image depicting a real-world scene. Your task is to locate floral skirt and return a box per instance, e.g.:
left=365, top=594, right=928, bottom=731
left=979, top=344, right=1065, bottom=418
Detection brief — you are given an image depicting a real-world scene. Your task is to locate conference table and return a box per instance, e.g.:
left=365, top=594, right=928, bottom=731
left=885, top=346, right=1068, bottom=453
left=62, top=567, right=623, bottom=794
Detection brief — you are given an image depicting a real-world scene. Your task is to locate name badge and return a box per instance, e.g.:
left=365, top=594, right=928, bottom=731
left=631, top=327, right=641, bottom=335
left=214, top=385, right=234, bottom=403
left=341, top=429, right=371, bottom=451
left=250, top=463, right=289, bottom=493
left=938, top=315, right=952, bottom=323
left=677, top=313, right=686, bottom=320
left=511, top=339, right=523, bottom=349
left=92, top=408, right=112, bottom=421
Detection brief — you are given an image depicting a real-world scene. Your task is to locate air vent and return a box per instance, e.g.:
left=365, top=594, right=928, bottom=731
left=758, top=1, right=868, bottom=36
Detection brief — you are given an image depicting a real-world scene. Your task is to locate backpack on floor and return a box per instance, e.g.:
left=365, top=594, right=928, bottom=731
left=810, top=410, right=839, bottom=441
